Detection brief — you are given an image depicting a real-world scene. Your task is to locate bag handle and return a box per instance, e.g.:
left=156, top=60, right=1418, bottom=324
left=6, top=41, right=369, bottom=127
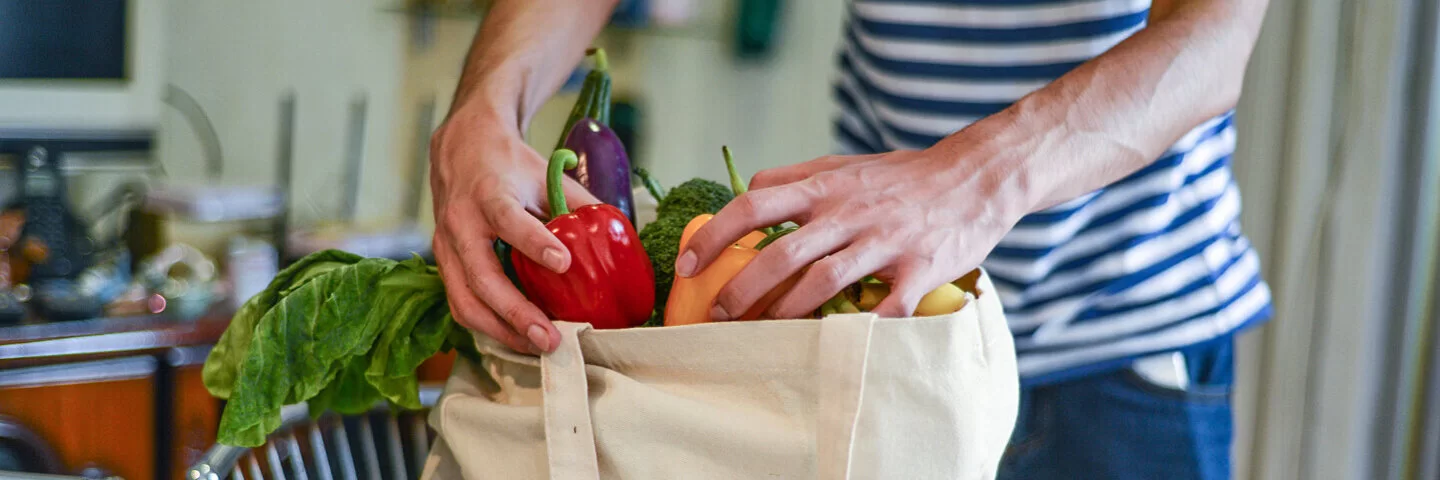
left=815, top=313, right=879, bottom=480
left=540, top=321, right=602, bottom=480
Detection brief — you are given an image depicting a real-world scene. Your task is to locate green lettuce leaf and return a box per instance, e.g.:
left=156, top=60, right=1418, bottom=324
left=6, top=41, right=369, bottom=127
left=203, top=250, right=364, bottom=399
left=216, top=256, right=398, bottom=446
left=308, top=358, right=382, bottom=416
left=444, top=318, right=482, bottom=362
left=209, top=250, right=481, bottom=447
left=363, top=256, right=452, bottom=409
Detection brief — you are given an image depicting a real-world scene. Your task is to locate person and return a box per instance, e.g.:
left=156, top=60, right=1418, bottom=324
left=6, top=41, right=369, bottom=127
left=428, top=0, right=1273, bottom=478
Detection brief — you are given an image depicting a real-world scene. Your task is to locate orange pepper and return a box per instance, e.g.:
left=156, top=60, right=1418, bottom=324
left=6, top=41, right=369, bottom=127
left=663, top=214, right=798, bottom=326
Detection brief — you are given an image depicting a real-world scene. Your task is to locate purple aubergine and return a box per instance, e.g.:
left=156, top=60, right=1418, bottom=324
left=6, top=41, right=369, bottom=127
left=563, top=117, right=636, bottom=226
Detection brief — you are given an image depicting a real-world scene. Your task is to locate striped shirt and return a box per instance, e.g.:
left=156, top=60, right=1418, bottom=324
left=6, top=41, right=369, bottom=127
left=834, top=0, right=1273, bottom=385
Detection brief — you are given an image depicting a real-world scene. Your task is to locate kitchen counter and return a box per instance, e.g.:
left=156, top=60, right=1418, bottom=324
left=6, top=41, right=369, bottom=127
left=0, top=312, right=232, bottom=369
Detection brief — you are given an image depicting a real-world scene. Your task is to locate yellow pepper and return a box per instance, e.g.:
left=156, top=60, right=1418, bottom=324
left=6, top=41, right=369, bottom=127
left=664, top=214, right=797, bottom=326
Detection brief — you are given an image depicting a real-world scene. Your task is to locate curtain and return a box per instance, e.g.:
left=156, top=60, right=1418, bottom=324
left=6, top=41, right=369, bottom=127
left=1229, top=0, right=1440, bottom=477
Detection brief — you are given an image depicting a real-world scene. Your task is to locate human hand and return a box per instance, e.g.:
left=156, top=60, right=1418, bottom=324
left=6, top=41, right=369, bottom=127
left=676, top=143, right=1030, bottom=320
left=429, top=109, right=600, bottom=353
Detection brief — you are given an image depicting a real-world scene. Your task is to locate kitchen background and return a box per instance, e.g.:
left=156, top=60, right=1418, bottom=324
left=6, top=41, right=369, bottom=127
left=0, top=0, right=1437, bottom=479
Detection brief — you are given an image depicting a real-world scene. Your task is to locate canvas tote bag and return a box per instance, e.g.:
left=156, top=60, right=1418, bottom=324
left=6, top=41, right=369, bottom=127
left=421, top=269, right=1019, bottom=480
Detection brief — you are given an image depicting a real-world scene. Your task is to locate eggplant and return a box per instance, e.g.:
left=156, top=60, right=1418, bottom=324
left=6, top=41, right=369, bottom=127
left=555, top=48, right=611, bottom=152
left=563, top=117, right=636, bottom=226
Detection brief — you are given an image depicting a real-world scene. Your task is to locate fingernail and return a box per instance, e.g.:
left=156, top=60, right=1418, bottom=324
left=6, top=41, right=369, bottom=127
left=527, top=325, right=550, bottom=352
left=710, top=303, right=730, bottom=322
left=676, top=250, right=697, bottom=277
left=542, top=248, right=567, bottom=273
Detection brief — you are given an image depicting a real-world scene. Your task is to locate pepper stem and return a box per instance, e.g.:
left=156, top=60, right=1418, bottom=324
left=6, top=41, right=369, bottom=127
left=724, top=146, right=780, bottom=234
left=754, top=226, right=797, bottom=250
left=548, top=149, right=579, bottom=217
left=722, top=146, right=746, bottom=196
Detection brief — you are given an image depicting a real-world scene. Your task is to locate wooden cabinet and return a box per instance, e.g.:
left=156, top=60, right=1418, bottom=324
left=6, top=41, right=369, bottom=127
left=0, top=314, right=230, bottom=480
left=0, top=356, right=158, bottom=479
left=165, top=346, right=219, bottom=479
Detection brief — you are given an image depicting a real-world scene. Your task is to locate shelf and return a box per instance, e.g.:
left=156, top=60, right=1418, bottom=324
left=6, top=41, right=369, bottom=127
left=0, top=152, right=157, bottom=175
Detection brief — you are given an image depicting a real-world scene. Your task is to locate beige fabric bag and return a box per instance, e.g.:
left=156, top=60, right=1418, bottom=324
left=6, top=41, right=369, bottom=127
left=422, top=270, right=1019, bottom=480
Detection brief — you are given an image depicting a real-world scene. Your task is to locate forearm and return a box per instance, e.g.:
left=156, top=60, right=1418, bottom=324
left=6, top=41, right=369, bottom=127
left=939, top=0, right=1269, bottom=216
left=448, top=0, right=618, bottom=131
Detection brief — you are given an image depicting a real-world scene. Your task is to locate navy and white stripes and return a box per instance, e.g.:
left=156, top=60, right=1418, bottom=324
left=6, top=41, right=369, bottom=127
left=834, top=0, right=1272, bottom=384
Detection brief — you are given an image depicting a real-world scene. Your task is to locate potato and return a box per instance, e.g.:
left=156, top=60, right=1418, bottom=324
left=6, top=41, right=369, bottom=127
left=914, top=283, right=966, bottom=316
left=857, top=283, right=889, bottom=311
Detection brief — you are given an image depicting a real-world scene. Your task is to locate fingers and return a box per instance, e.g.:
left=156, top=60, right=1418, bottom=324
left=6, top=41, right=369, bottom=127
left=711, top=224, right=851, bottom=321
left=870, top=269, right=935, bottom=319
left=479, top=195, right=571, bottom=273
left=767, top=242, right=894, bottom=319
left=434, top=236, right=529, bottom=352
left=749, top=154, right=877, bottom=190
left=446, top=232, right=562, bottom=354
left=561, top=176, right=601, bottom=210
left=678, top=188, right=810, bottom=278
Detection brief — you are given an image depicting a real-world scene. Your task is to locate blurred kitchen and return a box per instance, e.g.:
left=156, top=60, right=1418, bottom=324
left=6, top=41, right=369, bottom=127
left=0, top=0, right=1437, bottom=479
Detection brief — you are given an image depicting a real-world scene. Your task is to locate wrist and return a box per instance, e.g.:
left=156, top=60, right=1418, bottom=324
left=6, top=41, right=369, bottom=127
left=431, top=101, right=527, bottom=171
left=448, top=89, right=523, bottom=131
left=927, top=109, right=1053, bottom=222
left=448, top=55, right=536, bottom=133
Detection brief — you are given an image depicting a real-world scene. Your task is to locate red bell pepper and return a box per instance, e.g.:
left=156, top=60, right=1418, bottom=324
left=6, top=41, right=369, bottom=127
left=511, top=149, right=656, bottom=329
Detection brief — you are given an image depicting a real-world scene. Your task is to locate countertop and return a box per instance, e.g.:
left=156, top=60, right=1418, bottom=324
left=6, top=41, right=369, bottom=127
left=0, top=311, right=232, bottom=368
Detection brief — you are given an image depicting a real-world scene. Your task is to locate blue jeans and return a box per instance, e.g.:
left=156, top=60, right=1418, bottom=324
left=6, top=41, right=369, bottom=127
left=997, top=338, right=1235, bottom=480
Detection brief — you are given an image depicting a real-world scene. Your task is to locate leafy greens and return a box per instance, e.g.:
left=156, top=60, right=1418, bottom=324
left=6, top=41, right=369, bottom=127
left=203, top=251, right=477, bottom=447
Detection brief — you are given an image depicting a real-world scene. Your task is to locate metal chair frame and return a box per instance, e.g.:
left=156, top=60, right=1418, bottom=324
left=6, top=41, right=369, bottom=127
left=186, top=386, right=443, bottom=480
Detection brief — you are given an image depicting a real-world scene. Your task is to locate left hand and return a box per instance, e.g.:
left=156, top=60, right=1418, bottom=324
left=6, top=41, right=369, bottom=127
left=675, top=143, right=1029, bottom=320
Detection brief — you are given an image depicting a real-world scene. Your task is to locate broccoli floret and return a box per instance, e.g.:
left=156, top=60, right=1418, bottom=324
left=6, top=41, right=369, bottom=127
left=656, top=179, right=733, bottom=220
left=639, top=214, right=690, bottom=317
left=639, top=178, right=736, bottom=320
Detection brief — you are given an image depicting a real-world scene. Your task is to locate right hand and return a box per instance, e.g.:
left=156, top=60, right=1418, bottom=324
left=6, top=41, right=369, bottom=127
left=429, top=108, right=600, bottom=354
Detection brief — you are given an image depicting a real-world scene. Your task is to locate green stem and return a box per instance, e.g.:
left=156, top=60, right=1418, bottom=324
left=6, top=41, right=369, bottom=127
left=721, top=146, right=779, bottom=234
left=721, top=146, right=746, bottom=196
left=582, top=85, right=602, bottom=127
left=588, top=48, right=612, bottom=124
left=586, top=76, right=611, bottom=125
left=548, top=149, right=579, bottom=217
left=632, top=167, right=666, bottom=202
left=556, top=87, right=596, bottom=151
left=754, top=226, right=797, bottom=250
left=554, top=49, right=612, bottom=151
left=587, top=47, right=609, bottom=72
left=595, top=76, right=613, bottom=125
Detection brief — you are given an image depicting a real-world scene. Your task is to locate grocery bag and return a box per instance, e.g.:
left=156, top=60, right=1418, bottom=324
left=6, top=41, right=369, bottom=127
left=421, top=269, right=1019, bottom=480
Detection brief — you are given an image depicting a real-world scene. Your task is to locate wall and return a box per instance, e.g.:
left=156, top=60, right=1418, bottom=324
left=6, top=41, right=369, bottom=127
left=157, top=0, right=408, bottom=235
left=396, top=1, right=846, bottom=232
left=620, top=1, right=844, bottom=184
